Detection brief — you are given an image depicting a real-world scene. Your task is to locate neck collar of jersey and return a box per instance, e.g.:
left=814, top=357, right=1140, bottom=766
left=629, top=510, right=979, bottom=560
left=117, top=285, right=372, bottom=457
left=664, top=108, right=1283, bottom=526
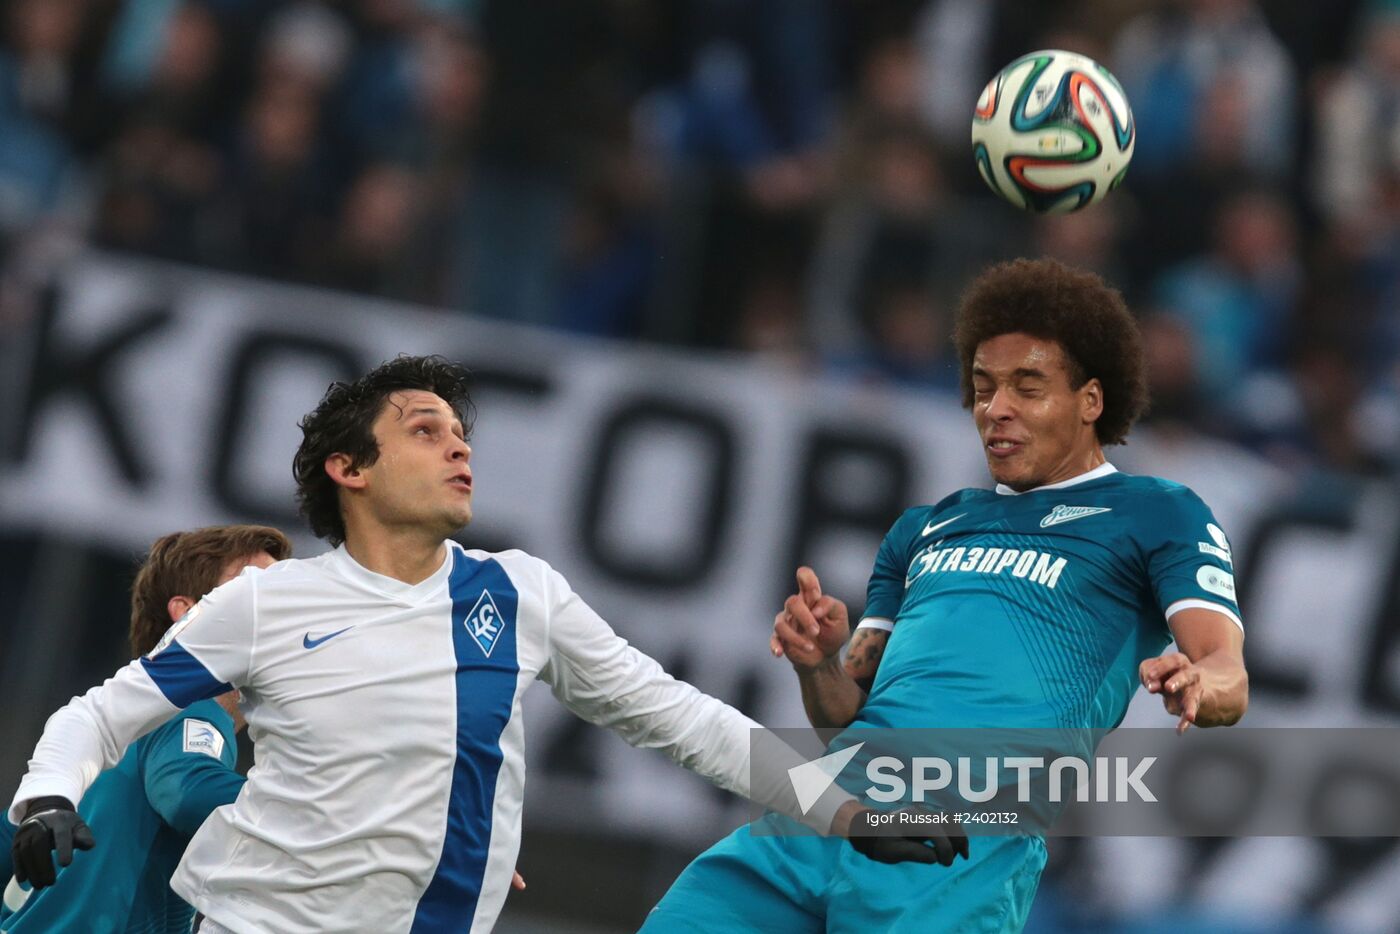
left=331, top=542, right=454, bottom=600
left=994, top=461, right=1118, bottom=496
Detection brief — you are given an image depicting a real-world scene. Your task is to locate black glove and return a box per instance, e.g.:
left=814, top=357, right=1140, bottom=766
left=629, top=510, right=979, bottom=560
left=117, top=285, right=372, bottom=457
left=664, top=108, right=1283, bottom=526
left=11, top=796, right=95, bottom=888
left=846, top=806, right=969, bottom=867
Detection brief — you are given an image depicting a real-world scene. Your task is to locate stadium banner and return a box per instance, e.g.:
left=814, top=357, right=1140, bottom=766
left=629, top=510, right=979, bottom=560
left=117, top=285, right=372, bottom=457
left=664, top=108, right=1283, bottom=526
left=6, top=253, right=1400, bottom=925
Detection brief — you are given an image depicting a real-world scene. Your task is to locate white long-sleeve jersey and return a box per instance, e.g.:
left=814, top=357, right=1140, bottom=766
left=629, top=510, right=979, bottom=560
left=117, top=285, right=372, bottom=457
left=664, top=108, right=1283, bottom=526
left=10, top=543, right=843, bottom=933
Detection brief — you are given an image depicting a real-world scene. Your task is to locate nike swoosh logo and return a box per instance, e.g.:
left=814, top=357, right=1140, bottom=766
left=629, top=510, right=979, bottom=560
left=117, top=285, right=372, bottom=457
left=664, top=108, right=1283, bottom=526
left=303, top=626, right=354, bottom=649
left=922, top=514, right=966, bottom=537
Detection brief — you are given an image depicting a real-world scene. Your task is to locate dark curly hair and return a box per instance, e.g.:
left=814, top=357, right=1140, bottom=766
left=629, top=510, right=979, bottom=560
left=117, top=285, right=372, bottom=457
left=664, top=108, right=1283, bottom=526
left=293, top=355, right=474, bottom=545
left=952, top=258, right=1148, bottom=445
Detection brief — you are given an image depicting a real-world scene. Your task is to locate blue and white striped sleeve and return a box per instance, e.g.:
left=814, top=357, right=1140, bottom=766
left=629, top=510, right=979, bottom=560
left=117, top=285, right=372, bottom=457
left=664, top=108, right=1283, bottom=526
left=141, top=572, right=259, bottom=706
left=7, top=574, right=257, bottom=825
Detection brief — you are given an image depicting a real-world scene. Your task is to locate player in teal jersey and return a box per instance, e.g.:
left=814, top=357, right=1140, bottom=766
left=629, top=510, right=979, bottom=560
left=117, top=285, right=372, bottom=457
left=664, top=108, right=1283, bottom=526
left=1, top=526, right=290, bottom=933
left=643, top=258, right=1249, bottom=933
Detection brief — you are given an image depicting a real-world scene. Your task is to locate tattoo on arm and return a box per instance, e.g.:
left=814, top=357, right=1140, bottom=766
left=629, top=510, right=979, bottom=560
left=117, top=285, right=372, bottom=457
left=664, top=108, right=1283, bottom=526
left=843, top=628, right=887, bottom=690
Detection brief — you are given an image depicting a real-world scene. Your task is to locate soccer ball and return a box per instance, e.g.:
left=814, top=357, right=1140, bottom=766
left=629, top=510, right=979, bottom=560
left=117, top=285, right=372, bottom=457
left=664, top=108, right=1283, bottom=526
left=971, top=50, right=1135, bottom=214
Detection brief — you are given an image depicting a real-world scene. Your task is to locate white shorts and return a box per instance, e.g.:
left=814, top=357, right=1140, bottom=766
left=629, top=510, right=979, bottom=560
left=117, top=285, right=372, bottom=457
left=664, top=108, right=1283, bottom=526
left=195, top=918, right=236, bottom=934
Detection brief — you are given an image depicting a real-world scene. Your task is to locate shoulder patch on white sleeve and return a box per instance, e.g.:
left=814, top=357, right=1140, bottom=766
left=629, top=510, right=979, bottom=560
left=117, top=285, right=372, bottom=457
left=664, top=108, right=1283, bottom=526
left=148, top=605, right=200, bottom=658
left=183, top=719, right=226, bottom=759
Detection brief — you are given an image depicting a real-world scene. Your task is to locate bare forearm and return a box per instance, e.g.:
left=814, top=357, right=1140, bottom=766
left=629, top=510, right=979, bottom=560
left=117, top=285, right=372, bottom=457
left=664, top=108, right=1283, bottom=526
left=1193, top=650, right=1249, bottom=726
left=797, top=657, right=866, bottom=729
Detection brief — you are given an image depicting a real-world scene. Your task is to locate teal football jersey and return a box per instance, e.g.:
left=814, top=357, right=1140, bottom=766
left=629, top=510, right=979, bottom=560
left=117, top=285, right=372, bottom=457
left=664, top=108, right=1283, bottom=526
left=854, top=466, right=1242, bottom=732
left=2, top=700, right=242, bottom=934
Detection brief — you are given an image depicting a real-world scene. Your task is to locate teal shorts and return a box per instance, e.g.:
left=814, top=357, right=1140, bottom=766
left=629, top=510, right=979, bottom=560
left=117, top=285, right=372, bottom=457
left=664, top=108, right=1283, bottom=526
left=640, top=815, right=1046, bottom=934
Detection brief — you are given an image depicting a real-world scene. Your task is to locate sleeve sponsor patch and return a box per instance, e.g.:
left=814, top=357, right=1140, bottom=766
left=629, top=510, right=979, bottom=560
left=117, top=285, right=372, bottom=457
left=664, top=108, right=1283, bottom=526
left=1196, top=523, right=1234, bottom=565
left=1197, top=541, right=1231, bottom=563
left=1196, top=565, right=1236, bottom=601
left=183, top=719, right=226, bottom=759
left=4, top=875, right=31, bottom=912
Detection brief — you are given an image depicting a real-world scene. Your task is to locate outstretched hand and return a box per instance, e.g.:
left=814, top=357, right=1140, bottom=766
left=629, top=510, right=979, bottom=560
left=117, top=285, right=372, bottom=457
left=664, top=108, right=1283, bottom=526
left=769, top=567, right=850, bottom=671
left=1140, top=651, right=1205, bottom=734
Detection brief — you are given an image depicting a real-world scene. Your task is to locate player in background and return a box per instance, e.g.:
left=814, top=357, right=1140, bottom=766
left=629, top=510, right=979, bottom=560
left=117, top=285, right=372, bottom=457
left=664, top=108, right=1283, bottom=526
left=644, top=258, right=1250, bottom=932
left=0, top=525, right=529, bottom=928
left=9, top=356, right=946, bottom=934
left=1, top=525, right=289, bottom=932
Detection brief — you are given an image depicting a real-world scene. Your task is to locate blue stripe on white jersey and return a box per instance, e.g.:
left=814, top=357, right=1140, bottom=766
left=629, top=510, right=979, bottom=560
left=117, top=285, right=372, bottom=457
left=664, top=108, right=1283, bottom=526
left=139, top=642, right=231, bottom=708
left=411, top=550, right=521, bottom=931
left=14, top=543, right=762, bottom=933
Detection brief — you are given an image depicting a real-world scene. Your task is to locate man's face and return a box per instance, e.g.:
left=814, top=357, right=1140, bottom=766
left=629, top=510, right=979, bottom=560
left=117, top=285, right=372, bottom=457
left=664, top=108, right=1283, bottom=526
left=971, top=333, right=1101, bottom=491
left=355, top=390, right=473, bottom=538
left=217, top=551, right=278, bottom=587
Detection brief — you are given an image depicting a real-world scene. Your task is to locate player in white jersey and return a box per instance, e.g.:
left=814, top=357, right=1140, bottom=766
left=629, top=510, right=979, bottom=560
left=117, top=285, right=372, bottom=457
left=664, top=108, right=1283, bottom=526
left=10, top=356, right=956, bottom=933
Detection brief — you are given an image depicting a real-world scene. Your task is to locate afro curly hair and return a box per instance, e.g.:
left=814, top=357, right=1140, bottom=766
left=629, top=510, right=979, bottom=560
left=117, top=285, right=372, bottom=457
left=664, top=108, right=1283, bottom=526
left=952, top=258, right=1148, bottom=445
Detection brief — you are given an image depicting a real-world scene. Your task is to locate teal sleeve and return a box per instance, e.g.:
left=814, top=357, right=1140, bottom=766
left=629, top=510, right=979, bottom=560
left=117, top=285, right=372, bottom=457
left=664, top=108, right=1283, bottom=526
left=1143, top=488, right=1243, bottom=629
left=140, top=712, right=244, bottom=838
left=0, top=814, right=13, bottom=881
left=862, top=508, right=924, bottom=624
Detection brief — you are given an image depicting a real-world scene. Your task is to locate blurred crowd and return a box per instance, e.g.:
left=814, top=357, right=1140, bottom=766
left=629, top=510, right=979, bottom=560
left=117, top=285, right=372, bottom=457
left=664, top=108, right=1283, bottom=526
left=1, top=0, right=1397, bottom=472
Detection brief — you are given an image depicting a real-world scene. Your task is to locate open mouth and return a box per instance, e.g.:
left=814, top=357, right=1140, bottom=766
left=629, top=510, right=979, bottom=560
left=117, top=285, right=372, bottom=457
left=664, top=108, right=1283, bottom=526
left=986, top=439, right=1024, bottom=458
left=448, top=476, right=473, bottom=492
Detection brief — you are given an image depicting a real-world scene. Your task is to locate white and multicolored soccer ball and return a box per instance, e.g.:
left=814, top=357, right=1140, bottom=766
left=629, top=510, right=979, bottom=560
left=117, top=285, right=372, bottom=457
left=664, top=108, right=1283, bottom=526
left=971, top=50, right=1135, bottom=214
